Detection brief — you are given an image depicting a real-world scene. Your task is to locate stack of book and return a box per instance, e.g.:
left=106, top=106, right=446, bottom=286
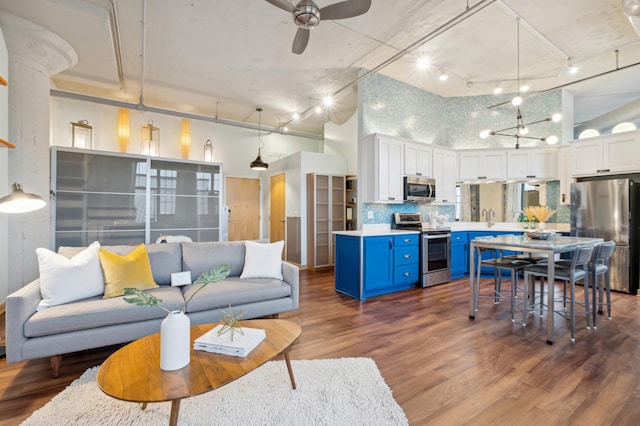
left=193, top=325, right=266, bottom=357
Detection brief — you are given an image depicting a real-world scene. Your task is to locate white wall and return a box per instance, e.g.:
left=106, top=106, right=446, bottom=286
left=0, top=28, right=7, bottom=304
left=264, top=151, right=348, bottom=265
left=324, top=112, right=358, bottom=174
left=50, top=97, right=321, bottom=179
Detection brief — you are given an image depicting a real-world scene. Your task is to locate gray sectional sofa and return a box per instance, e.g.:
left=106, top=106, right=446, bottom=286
left=5, top=240, right=299, bottom=377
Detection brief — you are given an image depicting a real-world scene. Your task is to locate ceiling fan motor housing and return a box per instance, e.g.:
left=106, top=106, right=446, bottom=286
left=294, top=2, right=320, bottom=29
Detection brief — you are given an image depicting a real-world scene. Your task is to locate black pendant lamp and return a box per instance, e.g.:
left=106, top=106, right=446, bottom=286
left=250, top=107, right=268, bottom=170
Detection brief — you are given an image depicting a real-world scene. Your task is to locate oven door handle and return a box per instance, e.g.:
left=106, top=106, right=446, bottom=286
left=425, top=234, right=451, bottom=240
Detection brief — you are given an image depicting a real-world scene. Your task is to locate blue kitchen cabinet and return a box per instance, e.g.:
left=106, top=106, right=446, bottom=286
left=450, top=231, right=468, bottom=280
left=335, top=233, right=419, bottom=300
left=363, top=236, right=394, bottom=292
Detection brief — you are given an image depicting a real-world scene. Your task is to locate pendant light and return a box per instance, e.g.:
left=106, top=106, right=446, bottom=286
left=0, top=183, right=46, bottom=213
left=250, top=107, right=268, bottom=170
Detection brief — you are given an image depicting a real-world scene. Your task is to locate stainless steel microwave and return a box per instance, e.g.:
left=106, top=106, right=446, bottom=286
left=404, top=176, right=436, bottom=202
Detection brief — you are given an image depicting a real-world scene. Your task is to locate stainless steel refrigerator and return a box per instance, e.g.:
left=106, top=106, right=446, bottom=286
left=570, top=178, right=640, bottom=294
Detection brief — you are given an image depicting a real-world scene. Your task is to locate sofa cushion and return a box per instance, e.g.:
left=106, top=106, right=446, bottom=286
left=182, top=277, right=291, bottom=314
left=240, top=240, right=284, bottom=280
left=36, top=241, right=104, bottom=311
left=24, top=286, right=185, bottom=338
left=182, top=241, right=246, bottom=278
left=59, top=243, right=182, bottom=285
left=99, top=244, right=158, bottom=298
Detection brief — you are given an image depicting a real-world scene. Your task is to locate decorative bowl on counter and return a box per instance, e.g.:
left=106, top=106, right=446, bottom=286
left=524, top=230, right=556, bottom=240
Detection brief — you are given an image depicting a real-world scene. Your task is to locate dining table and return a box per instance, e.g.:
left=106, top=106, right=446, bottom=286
left=468, top=233, right=604, bottom=344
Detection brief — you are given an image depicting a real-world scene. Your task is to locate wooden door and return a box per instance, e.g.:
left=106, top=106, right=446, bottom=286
left=270, top=173, right=286, bottom=244
left=226, top=177, right=260, bottom=241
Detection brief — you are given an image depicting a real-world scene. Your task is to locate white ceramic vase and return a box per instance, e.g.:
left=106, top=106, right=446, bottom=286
left=160, top=310, right=190, bottom=371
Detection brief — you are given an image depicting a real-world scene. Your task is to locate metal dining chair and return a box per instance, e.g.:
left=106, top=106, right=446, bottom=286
left=522, top=245, right=595, bottom=342
left=588, top=241, right=615, bottom=329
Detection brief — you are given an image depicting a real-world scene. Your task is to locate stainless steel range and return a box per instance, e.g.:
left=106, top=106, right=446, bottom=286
left=393, top=213, right=451, bottom=288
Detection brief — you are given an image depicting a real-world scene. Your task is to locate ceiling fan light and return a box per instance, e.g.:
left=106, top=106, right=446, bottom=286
left=294, top=4, right=320, bottom=29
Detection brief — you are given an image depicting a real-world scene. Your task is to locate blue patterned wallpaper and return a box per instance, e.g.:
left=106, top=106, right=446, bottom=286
left=359, top=73, right=567, bottom=225
left=361, top=73, right=562, bottom=149
left=362, top=203, right=456, bottom=226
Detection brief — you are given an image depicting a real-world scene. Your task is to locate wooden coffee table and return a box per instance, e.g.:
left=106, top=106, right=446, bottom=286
left=97, top=319, right=301, bottom=426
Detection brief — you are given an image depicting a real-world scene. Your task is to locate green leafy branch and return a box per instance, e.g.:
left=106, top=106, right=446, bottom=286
left=123, top=263, right=232, bottom=312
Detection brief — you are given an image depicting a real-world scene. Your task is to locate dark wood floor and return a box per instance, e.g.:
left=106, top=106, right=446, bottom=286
left=2, top=270, right=640, bottom=425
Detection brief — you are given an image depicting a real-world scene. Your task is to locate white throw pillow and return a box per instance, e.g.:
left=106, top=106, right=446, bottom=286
left=36, top=241, right=104, bottom=310
left=240, top=240, right=284, bottom=280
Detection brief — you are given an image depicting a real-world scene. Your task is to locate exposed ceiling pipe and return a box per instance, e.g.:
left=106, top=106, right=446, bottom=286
left=138, top=0, right=148, bottom=109
left=50, top=89, right=322, bottom=140
left=104, top=0, right=125, bottom=90
left=277, top=0, right=497, bottom=130
left=574, top=98, right=640, bottom=135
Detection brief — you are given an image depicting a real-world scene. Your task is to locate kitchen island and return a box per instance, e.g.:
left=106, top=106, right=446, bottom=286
left=333, top=229, right=420, bottom=300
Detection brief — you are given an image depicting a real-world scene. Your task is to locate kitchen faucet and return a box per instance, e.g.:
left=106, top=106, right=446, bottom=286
left=481, top=208, right=495, bottom=227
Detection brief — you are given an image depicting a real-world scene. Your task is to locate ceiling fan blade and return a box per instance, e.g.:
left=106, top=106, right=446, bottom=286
left=265, top=0, right=297, bottom=13
left=292, top=28, right=310, bottom=54
left=319, top=0, right=371, bottom=20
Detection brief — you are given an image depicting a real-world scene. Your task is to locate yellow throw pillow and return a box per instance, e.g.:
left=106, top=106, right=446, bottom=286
left=99, top=244, right=158, bottom=298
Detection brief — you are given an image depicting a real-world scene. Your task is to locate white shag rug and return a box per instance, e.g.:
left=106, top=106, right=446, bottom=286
left=22, top=357, right=408, bottom=426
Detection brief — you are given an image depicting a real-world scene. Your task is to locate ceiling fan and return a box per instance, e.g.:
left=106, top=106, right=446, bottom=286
left=266, top=0, right=372, bottom=54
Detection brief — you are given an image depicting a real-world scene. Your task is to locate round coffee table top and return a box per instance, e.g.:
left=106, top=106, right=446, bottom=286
left=97, top=319, right=301, bottom=403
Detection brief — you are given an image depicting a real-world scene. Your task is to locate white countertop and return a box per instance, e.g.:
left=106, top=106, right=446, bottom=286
left=334, top=229, right=419, bottom=237
left=335, top=221, right=570, bottom=236
left=447, top=221, right=570, bottom=233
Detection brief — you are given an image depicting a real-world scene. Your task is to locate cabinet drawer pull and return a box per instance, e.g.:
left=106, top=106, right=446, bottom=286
left=416, top=172, right=422, bottom=176
left=596, top=169, right=610, bottom=173
left=442, top=199, right=448, bottom=202
left=526, top=175, right=536, bottom=178
left=478, top=176, right=487, bottom=179
left=404, top=254, right=411, bottom=259
left=404, top=272, right=411, bottom=277
left=388, top=197, right=395, bottom=200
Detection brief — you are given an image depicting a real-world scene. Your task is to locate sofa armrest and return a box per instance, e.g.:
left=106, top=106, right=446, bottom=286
left=281, top=261, right=299, bottom=310
left=5, top=279, right=42, bottom=363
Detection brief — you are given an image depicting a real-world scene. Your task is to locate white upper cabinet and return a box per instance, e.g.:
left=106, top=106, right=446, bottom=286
left=404, top=142, right=432, bottom=177
left=432, top=147, right=456, bottom=203
left=457, top=150, right=507, bottom=181
left=506, top=148, right=557, bottom=180
left=362, top=133, right=404, bottom=203
left=571, top=131, right=640, bottom=177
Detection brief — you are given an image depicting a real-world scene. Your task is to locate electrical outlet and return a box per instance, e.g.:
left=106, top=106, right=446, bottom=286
left=367, top=211, right=374, bottom=219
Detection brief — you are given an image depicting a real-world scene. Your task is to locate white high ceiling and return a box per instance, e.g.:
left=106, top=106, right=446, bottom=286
left=1, top=0, right=639, bottom=136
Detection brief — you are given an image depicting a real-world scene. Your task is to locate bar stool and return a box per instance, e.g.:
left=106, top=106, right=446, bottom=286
left=475, top=248, right=540, bottom=322
left=522, top=245, right=594, bottom=342
left=588, top=241, right=615, bottom=329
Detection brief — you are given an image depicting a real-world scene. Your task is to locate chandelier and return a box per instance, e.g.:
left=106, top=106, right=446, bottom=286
left=480, top=18, right=561, bottom=149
